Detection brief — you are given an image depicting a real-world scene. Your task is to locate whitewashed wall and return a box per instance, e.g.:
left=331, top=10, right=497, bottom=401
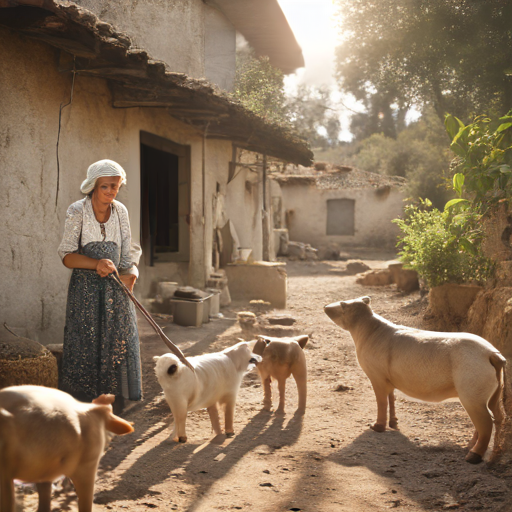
left=279, top=182, right=406, bottom=250
left=0, top=30, right=236, bottom=344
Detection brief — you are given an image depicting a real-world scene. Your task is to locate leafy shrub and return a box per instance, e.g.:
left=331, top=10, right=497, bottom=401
left=394, top=199, right=493, bottom=288
left=445, top=112, right=512, bottom=211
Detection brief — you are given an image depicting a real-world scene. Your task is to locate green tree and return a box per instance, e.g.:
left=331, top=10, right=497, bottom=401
left=322, top=109, right=453, bottom=208
left=335, top=0, right=512, bottom=123
left=232, top=50, right=289, bottom=125
left=285, top=85, right=341, bottom=149
left=233, top=49, right=344, bottom=148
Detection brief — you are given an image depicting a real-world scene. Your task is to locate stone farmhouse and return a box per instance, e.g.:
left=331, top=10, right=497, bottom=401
left=0, top=0, right=312, bottom=344
left=272, top=166, right=407, bottom=256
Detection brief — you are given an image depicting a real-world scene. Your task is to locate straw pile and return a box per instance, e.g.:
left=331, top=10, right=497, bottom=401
left=0, top=331, right=58, bottom=389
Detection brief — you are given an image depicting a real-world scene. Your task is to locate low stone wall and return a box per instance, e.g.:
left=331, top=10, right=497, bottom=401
left=225, top=261, right=287, bottom=309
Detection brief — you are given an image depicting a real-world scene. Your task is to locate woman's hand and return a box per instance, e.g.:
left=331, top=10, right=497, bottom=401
left=120, top=274, right=137, bottom=293
left=96, top=259, right=117, bottom=277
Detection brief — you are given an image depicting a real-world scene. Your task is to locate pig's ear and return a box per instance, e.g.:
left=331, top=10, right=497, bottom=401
left=361, top=296, right=371, bottom=305
left=253, top=339, right=267, bottom=356
left=91, top=405, right=134, bottom=435
left=92, top=394, right=115, bottom=405
left=107, top=415, right=134, bottom=436
left=153, top=355, right=160, bottom=361
left=294, top=335, right=309, bottom=349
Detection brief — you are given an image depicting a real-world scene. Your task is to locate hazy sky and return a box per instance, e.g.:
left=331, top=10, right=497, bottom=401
left=277, top=0, right=339, bottom=90
left=277, top=0, right=359, bottom=140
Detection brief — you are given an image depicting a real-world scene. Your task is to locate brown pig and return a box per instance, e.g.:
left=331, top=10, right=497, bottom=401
left=252, top=335, right=309, bottom=414
left=324, top=296, right=506, bottom=464
left=0, top=385, right=134, bottom=512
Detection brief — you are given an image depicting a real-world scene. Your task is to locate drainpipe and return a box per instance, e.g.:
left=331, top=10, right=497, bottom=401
left=262, top=153, right=270, bottom=261
left=202, top=122, right=209, bottom=284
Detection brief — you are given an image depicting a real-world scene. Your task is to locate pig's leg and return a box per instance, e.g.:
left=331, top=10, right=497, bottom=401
left=467, top=430, right=478, bottom=450
left=224, top=396, right=236, bottom=437
left=388, top=390, right=398, bottom=429
left=461, top=401, right=494, bottom=463
left=70, top=462, right=98, bottom=512
left=276, top=377, right=287, bottom=414
left=370, top=381, right=389, bottom=432
left=488, top=379, right=505, bottom=456
left=262, top=374, right=272, bottom=411
left=171, top=400, right=188, bottom=443
left=36, top=482, right=52, bottom=512
left=0, top=476, right=14, bottom=512
left=292, top=363, right=307, bottom=415
left=207, top=404, right=222, bottom=436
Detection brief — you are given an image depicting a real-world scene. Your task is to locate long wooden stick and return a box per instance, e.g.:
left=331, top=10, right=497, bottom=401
left=111, top=273, right=194, bottom=371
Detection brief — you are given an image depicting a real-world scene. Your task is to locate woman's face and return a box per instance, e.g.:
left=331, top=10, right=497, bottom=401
left=93, top=176, right=122, bottom=204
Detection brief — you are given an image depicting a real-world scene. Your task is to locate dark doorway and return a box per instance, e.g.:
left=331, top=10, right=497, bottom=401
left=141, top=144, right=179, bottom=255
left=140, top=132, right=190, bottom=265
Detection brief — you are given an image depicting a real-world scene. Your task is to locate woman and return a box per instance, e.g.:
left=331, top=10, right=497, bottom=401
left=58, top=159, right=142, bottom=412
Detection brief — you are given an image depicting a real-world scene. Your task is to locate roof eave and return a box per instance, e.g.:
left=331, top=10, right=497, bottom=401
left=0, top=0, right=312, bottom=166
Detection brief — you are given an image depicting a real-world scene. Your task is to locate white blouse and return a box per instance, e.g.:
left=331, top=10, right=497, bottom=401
left=58, top=197, right=141, bottom=277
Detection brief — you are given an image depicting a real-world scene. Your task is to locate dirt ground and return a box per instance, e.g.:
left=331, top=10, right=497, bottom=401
left=19, top=256, right=512, bottom=512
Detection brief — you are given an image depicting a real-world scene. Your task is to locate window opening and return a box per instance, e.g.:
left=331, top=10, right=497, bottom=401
left=326, top=198, right=355, bottom=236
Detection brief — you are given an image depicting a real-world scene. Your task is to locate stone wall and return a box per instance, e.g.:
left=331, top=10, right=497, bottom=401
left=279, top=183, right=406, bottom=251
left=74, top=0, right=206, bottom=79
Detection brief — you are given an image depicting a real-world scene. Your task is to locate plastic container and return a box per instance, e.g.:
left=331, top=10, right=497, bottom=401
left=171, top=298, right=204, bottom=327
left=206, top=289, right=221, bottom=316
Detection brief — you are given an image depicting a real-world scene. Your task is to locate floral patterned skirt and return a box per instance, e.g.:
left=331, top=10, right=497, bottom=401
left=59, top=241, right=142, bottom=401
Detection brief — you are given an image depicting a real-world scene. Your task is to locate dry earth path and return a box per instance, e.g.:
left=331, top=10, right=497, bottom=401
left=20, top=258, right=512, bottom=512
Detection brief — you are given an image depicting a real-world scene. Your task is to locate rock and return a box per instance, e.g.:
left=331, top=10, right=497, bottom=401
left=319, top=245, right=340, bottom=261
left=249, top=300, right=272, bottom=313
left=334, top=384, right=353, bottom=392
left=313, top=161, right=328, bottom=171
left=388, top=263, right=420, bottom=293
left=237, top=311, right=257, bottom=326
left=422, top=469, right=444, bottom=479
left=287, top=241, right=306, bottom=260
left=305, top=246, right=318, bottom=261
left=273, top=229, right=289, bottom=256
left=267, top=315, right=296, bottom=326
left=466, top=287, right=512, bottom=357
left=429, top=284, right=483, bottom=327
left=345, top=260, right=371, bottom=275
left=237, top=311, right=258, bottom=337
left=0, top=331, right=58, bottom=389
left=356, top=269, right=393, bottom=286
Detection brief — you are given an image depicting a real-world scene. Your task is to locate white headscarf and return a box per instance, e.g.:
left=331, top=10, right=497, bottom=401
left=80, top=159, right=127, bottom=195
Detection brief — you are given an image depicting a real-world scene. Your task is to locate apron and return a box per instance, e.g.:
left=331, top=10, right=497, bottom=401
left=59, top=241, right=142, bottom=401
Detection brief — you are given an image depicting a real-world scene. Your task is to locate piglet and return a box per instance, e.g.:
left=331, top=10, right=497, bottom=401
left=324, top=296, right=506, bottom=464
left=252, top=335, right=309, bottom=414
left=0, top=385, right=134, bottom=512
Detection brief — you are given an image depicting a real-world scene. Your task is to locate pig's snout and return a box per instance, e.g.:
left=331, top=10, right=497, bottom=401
left=324, top=303, right=339, bottom=320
